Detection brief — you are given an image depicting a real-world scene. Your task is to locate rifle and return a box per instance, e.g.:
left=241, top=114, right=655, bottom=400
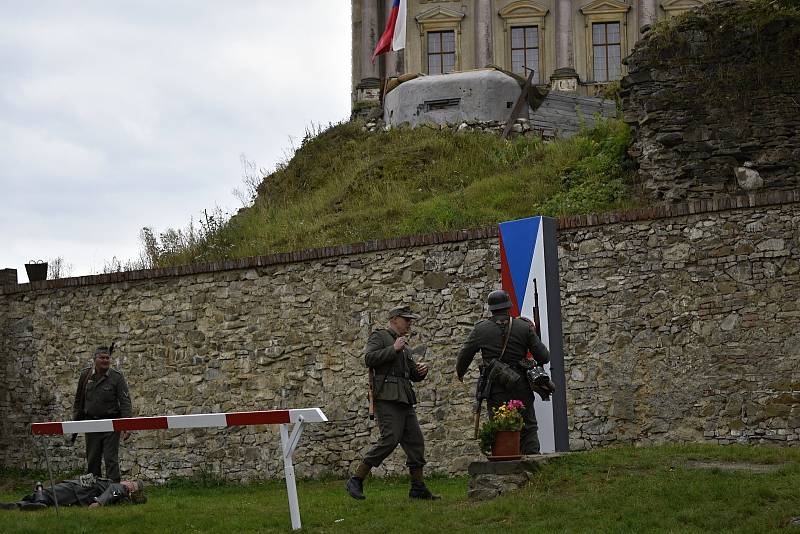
left=532, top=278, right=541, bottom=338
left=473, top=362, right=493, bottom=439
left=71, top=367, right=91, bottom=445
left=368, top=369, right=376, bottom=420
left=367, top=343, right=427, bottom=420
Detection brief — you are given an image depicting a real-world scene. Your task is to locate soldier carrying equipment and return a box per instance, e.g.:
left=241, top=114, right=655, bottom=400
left=457, top=290, right=552, bottom=455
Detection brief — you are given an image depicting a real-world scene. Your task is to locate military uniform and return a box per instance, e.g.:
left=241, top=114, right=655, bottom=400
left=1, top=477, right=144, bottom=509
left=362, top=328, right=427, bottom=469
left=456, top=312, right=550, bottom=454
left=73, top=365, right=132, bottom=482
left=28, top=478, right=134, bottom=507
left=345, top=305, right=439, bottom=500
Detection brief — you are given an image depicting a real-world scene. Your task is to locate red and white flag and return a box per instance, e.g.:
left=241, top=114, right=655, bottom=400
left=372, top=0, right=407, bottom=61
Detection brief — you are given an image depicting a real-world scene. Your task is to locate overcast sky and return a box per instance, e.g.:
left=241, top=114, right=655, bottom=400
left=1, top=1, right=352, bottom=282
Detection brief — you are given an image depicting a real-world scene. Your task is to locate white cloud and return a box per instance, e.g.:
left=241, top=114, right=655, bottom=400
left=0, top=1, right=352, bottom=282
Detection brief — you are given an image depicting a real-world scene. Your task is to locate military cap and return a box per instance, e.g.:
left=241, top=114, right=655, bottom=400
left=93, top=346, right=111, bottom=357
left=388, top=305, right=420, bottom=320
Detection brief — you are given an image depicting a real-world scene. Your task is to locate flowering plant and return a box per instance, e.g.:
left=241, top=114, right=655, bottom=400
left=478, top=399, right=525, bottom=455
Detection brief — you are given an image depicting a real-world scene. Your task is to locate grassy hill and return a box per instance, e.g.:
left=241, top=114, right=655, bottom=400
left=141, top=118, right=637, bottom=269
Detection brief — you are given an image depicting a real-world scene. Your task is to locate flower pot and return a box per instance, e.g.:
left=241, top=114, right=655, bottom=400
left=489, top=430, right=522, bottom=461
left=24, top=262, right=48, bottom=282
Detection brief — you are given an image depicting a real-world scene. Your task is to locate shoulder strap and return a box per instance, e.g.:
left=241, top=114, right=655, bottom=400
left=499, top=317, right=513, bottom=360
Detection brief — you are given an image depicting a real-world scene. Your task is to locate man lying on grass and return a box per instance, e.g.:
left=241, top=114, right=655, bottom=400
left=0, top=475, right=146, bottom=510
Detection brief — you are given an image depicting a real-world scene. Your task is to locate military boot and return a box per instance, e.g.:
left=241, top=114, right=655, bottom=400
left=408, top=468, right=441, bottom=500
left=345, top=477, right=365, bottom=500
left=345, top=462, right=371, bottom=500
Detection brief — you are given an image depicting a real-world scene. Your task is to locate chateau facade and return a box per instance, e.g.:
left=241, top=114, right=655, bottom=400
left=352, top=0, right=709, bottom=102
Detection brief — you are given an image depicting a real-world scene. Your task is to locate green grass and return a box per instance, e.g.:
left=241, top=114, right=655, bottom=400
left=142, top=118, right=637, bottom=268
left=2, top=444, right=799, bottom=533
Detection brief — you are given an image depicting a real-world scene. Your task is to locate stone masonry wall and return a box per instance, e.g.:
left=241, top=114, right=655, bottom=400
left=621, top=0, right=800, bottom=202
left=1, top=191, right=798, bottom=481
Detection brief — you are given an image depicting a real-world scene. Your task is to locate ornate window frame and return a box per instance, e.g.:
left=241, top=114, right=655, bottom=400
left=660, top=0, right=706, bottom=17
left=498, top=1, right=550, bottom=83
left=580, top=0, right=631, bottom=83
left=415, top=6, right=465, bottom=74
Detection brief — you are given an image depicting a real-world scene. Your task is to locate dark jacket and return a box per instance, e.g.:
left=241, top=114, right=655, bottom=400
left=73, top=367, right=132, bottom=421
left=456, top=313, right=550, bottom=381
left=365, top=328, right=425, bottom=405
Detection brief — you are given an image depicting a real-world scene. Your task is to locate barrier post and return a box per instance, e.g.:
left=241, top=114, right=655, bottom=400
left=31, top=408, right=327, bottom=530
left=38, top=436, right=60, bottom=515
left=280, top=417, right=305, bottom=530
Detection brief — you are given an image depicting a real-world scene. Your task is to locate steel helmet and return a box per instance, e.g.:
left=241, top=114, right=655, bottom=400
left=487, top=290, right=512, bottom=311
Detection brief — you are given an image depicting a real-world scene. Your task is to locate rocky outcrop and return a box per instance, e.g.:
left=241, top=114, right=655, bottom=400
left=622, top=0, right=800, bottom=202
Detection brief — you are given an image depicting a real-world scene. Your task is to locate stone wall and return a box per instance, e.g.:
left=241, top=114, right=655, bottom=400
left=621, top=0, right=800, bottom=202
left=1, top=191, right=798, bottom=481
left=560, top=192, right=800, bottom=448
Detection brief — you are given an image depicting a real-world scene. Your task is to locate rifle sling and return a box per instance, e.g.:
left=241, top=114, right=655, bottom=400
left=76, top=368, right=91, bottom=419
left=499, top=316, right=513, bottom=362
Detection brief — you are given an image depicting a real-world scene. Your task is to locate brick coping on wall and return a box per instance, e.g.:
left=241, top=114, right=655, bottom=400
left=2, top=189, right=798, bottom=295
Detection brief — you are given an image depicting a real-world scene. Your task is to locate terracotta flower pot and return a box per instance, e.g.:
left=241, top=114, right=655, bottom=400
left=489, top=430, right=522, bottom=461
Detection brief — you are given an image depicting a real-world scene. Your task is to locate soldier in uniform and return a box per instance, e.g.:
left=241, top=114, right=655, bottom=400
left=345, top=305, right=440, bottom=501
left=72, top=346, right=133, bottom=482
left=0, top=476, right=146, bottom=510
left=456, top=290, right=550, bottom=454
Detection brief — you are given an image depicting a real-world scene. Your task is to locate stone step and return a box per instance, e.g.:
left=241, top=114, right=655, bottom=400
left=467, top=453, right=566, bottom=500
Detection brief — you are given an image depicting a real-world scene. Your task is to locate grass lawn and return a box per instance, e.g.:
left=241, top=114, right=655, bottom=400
left=1, top=444, right=798, bottom=533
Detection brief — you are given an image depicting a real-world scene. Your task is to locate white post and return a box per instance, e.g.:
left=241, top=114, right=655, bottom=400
left=280, top=419, right=305, bottom=531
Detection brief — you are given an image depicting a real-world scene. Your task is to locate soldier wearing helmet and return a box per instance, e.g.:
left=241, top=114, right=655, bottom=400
left=456, top=290, right=550, bottom=454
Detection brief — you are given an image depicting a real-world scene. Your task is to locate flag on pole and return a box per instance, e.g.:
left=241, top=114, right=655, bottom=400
left=372, top=0, right=407, bottom=62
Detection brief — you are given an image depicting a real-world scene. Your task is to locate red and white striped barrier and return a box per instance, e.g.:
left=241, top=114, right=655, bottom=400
left=31, top=408, right=328, bottom=530
left=31, top=408, right=327, bottom=435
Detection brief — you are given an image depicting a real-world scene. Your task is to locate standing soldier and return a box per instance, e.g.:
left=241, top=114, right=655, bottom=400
left=345, top=305, right=440, bottom=501
left=456, top=290, right=550, bottom=455
left=73, top=346, right=133, bottom=482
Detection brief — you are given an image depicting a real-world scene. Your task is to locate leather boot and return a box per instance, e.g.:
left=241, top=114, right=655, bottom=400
left=345, top=462, right=371, bottom=500
left=408, top=468, right=441, bottom=500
